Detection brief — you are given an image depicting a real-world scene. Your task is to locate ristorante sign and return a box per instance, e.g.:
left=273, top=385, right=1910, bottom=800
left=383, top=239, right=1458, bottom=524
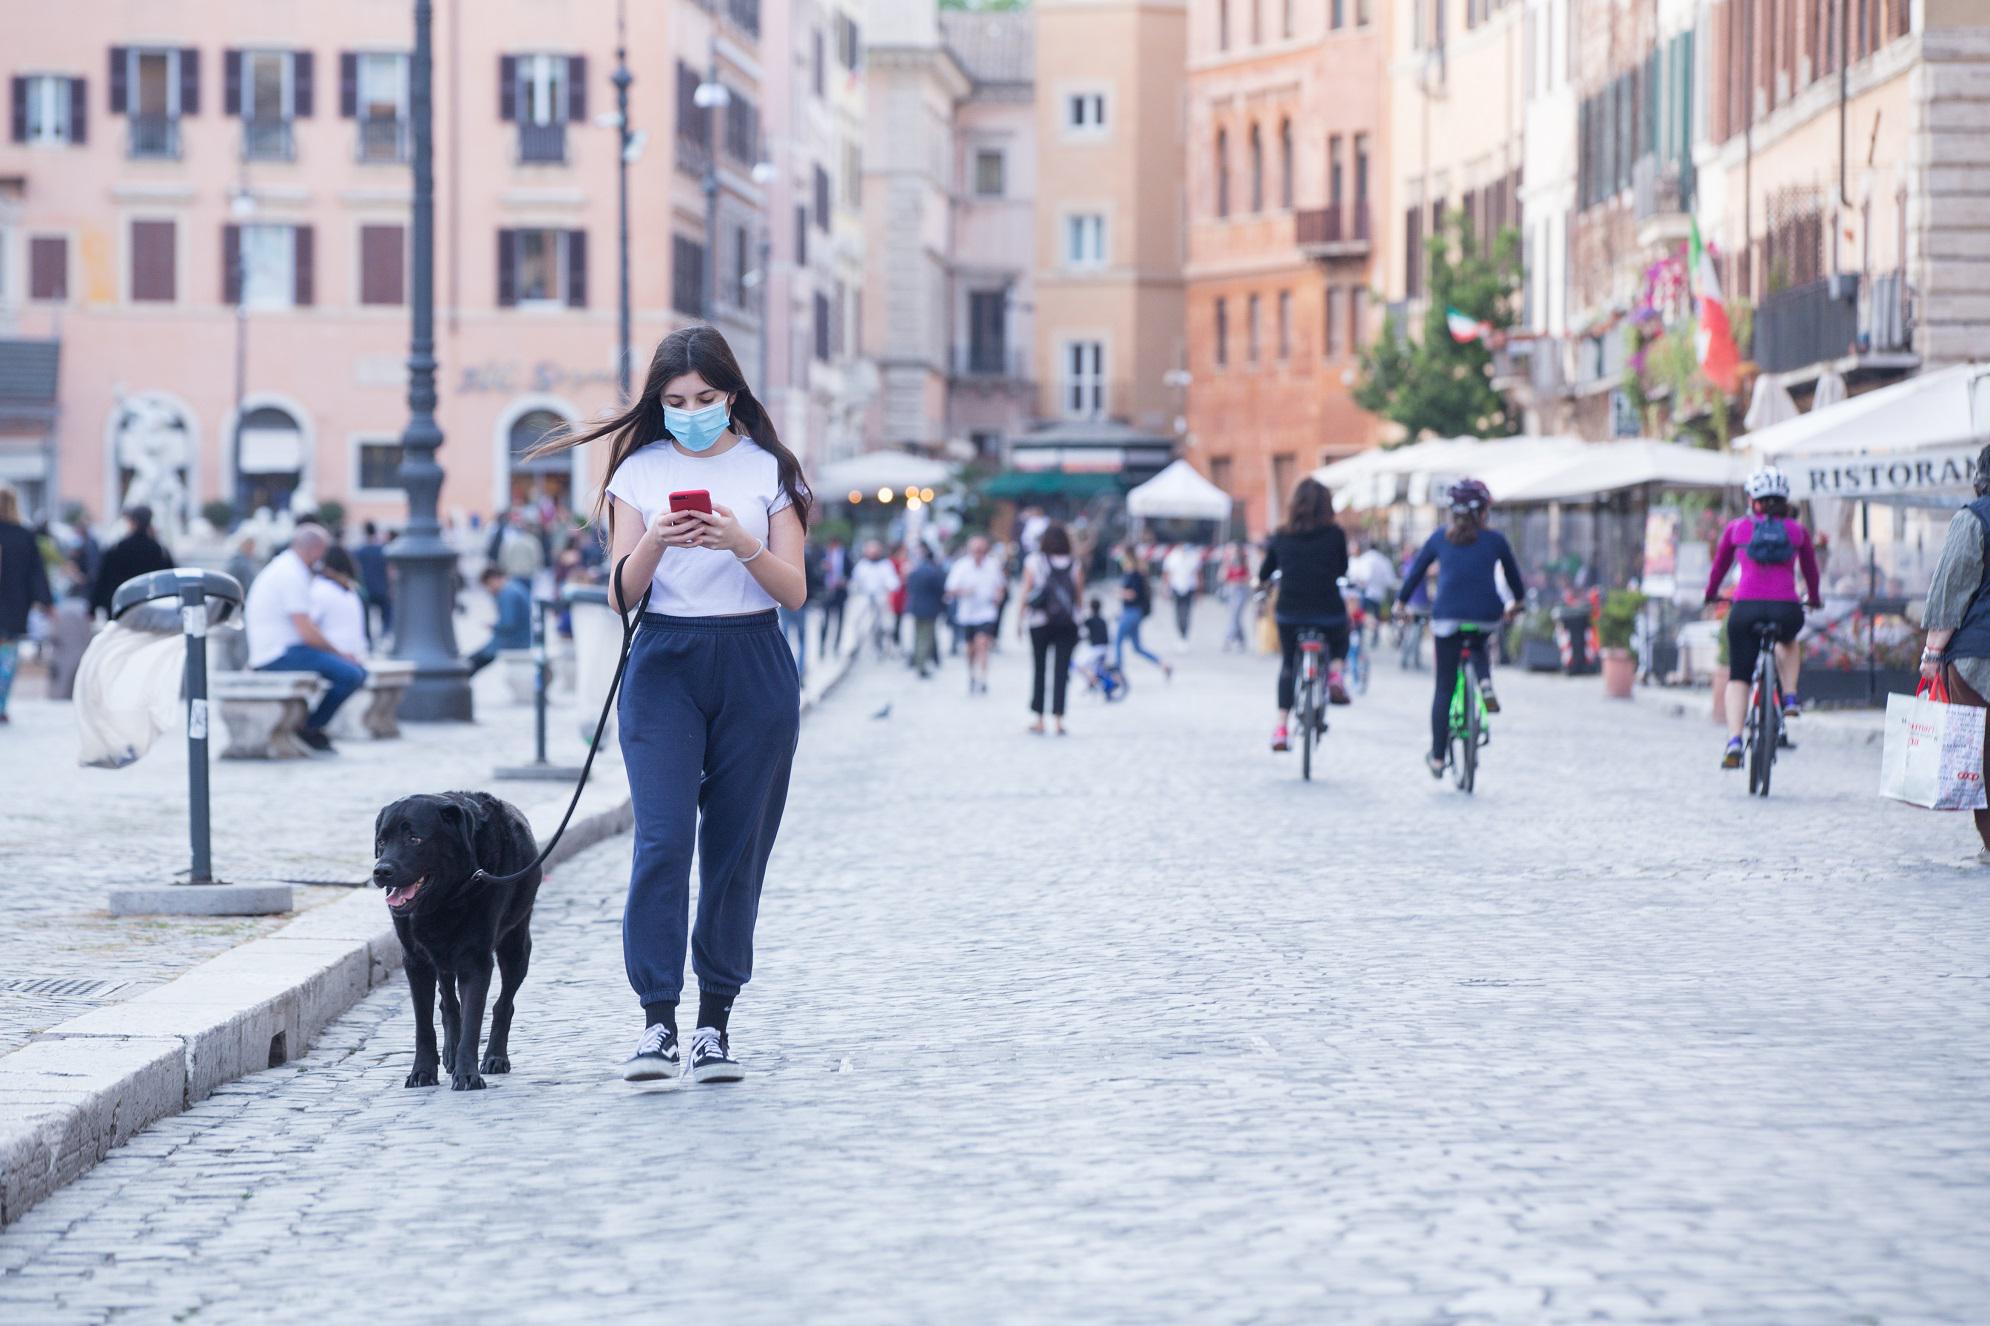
left=1791, top=445, right=1982, bottom=498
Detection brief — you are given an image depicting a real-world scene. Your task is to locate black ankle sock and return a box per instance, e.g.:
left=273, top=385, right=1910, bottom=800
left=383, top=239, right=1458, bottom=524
left=643, top=1002, right=678, bottom=1036
left=696, top=991, right=733, bottom=1033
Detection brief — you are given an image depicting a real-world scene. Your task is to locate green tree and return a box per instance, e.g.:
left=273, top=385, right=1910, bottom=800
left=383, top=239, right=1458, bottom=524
left=1354, top=209, right=1523, bottom=443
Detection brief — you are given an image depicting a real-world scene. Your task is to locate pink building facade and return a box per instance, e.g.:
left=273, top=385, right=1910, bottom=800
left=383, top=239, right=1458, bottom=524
left=0, top=0, right=780, bottom=535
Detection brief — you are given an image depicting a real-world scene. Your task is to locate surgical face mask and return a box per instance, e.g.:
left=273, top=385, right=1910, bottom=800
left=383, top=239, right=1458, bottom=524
left=664, top=398, right=732, bottom=453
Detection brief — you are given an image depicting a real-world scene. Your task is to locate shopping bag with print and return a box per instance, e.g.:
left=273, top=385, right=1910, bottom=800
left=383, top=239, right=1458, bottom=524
left=1879, top=677, right=1988, bottom=811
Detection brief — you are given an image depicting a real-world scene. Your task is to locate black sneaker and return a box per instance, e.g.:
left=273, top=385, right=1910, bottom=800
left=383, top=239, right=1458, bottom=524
left=688, top=1026, right=744, bottom=1083
left=1480, top=681, right=1501, bottom=714
left=296, top=727, right=336, bottom=755
left=620, top=1024, right=680, bottom=1081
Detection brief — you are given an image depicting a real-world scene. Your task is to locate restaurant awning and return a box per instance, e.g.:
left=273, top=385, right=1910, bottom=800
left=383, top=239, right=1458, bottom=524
left=983, top=470, right=1124, bottom=501
left=1494, top=440, right=1751, bottom=504
left=815, top=450, right=954, bottom=497
left=1124, top=459, right=1232, bottom=521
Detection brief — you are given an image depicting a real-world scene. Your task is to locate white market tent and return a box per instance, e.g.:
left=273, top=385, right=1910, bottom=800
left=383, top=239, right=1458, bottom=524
left=1746, top=361, right=1990, bottom=459
left=814, top=450, right=953, bottom=497
left=1315, top=436, right=1595, bottom=509
left=1496, top=439, right=1752, bottom=504
left=1125, top=458, right=1233, bottom=521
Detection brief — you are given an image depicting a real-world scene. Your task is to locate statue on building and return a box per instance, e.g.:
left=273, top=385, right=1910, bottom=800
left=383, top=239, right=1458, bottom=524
left=109, top=390, right=192, bottom=549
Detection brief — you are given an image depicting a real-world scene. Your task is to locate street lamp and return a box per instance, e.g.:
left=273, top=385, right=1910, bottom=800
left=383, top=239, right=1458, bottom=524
left=694, top=49, right=729, bottom=321
left=228, top=187, right=255, bottom=522
left=612, top=0, right=635, bottom=400
left=388, top=0, right=472, bottom=721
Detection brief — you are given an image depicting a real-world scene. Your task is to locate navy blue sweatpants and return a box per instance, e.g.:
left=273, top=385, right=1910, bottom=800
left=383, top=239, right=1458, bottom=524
left=618, top=610, right=800, bottom=1008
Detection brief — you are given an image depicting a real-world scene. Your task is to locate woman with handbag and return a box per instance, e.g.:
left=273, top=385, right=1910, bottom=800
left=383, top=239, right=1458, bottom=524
left=1018, top=522, right=1084, bottom=735
left=1917, top=444, right=1990, bottom=860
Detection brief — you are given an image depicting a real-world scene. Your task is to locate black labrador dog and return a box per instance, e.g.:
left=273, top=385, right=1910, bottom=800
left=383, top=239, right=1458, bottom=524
left=371, top=791, right=541, bottom=1090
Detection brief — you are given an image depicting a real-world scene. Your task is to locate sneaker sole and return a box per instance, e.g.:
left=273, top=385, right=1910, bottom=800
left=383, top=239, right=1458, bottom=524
left=620, top=1057, right=679, bottom=1082
left=691, top=1062, right=746, bottom=1084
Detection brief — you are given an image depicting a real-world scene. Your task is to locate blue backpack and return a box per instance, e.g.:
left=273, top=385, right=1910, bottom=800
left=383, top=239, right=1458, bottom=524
left=1745, top=517, right=1795, bottom=566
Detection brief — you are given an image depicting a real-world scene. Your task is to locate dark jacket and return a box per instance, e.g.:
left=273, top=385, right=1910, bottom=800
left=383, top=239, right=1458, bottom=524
left=906, top=562, right=947, bottom=620
left=90, top=530, right=174, bottom=616
left=353, top=541, right=391, bottom=604
left=1401, top=528, right=1525, bottom=623
left=0, top=522, right=54, bottom=637
left=489, top=579, right=535, bottom=651
left=1258, top=525, right=1350, bottom=622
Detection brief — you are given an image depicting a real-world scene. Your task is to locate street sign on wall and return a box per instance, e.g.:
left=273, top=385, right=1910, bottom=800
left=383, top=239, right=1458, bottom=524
left=1789, top=445, right=1981, bottom=498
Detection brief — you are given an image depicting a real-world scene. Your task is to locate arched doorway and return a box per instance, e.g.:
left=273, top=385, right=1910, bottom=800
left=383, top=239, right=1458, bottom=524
left=507, top=408, right=573, bottom=511
left=234, top=404, right=305, bottom=515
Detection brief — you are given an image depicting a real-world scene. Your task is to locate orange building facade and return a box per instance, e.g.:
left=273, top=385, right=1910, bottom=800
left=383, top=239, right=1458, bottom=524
left=1182, top=0, right=1385, bottom=537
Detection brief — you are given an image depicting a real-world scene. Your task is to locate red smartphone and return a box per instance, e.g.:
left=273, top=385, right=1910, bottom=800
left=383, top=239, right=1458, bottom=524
left=669, top=489, right=712, bottom=515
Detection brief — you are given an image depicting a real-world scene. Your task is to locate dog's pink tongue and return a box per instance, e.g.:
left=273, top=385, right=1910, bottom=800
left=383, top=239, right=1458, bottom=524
left=387, top=884, right=412, bottom=906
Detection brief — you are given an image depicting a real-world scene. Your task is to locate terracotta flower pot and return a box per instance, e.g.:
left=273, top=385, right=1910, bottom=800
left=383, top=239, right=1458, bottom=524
left=1601, top=647, right=1637, bottom=699
left=1709, top=664, right=1729, bottom=724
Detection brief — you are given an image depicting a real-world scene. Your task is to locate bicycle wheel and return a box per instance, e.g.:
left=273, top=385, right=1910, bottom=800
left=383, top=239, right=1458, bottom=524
left=1453, top=674, right=1479, bottom=794
left=1352, top=636, right=1371, bottom=694
left=1299, top=674, right=1317, bottom=782
left=1752, top=659, right=1777, bottom=797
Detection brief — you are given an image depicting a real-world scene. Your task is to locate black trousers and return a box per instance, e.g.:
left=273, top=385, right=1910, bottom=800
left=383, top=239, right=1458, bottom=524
left=1430, top=631, right=1494, bottom=758
left=1276, top=618, right=1349, bottom=711
left=1030, top=622, right=1079, bottom=717
left=817, top=588, right=847, bottom=655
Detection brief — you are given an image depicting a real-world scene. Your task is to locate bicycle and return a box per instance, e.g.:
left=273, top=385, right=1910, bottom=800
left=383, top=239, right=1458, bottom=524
left=1342, top=588, right=1373, bottom=696
left=1442, top=623, right=1493, bottom=795
left=1293, top=626, right=1330, bottom=782
left=1741, top=616, right=1789, bottom=798
left=1393, top=610, right=1426, bottom=671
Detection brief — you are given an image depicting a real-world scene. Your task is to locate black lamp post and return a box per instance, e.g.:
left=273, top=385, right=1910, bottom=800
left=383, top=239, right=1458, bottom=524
left=614, top=1, right=634, bottom=398
left=389, top=0, right=472, bottom=721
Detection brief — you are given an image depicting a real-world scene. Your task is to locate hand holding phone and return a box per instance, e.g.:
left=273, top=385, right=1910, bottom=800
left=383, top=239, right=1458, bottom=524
left=669, top=489, right=713, bottom=515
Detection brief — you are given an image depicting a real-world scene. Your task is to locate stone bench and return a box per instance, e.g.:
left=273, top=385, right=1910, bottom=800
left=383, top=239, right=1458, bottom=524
left=329, top=658, right=416, bottom=741
left=213, top=672, right=326, bottom=759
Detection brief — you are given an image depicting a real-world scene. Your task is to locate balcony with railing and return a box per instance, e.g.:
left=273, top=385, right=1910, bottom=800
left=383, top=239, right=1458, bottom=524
left=1632, top=155, right=1693, bottom=249
left=517, top=120, right=568, bottom=165
left=356, top=115, right=409, bottom=164
left=242, top=116, right=294, bottom=162
left=127, top=113, right=181, bottom=160
left=676, top=133, right=712, bottom=181
left=1753, top=270, right=1916, bottom=377
left=725, top=0, right=762, bottom=38
left=1295, top=202, right=1372, bottom=261
left=951, top=345, right=1033, bottom=385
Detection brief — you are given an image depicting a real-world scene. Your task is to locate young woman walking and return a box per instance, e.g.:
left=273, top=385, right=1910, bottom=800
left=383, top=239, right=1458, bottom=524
left=1018, top=521, right=1084, bottom=734
left=534, top=326, right=810, bottom=1085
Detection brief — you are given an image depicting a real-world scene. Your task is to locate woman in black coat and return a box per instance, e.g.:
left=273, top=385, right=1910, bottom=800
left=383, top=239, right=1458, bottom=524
left=0, top=487, right=54, bottom=722
left=89, top=505, right=173, bottom=617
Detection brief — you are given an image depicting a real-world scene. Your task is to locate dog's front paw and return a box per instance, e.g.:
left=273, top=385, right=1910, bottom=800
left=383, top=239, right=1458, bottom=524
left=450, top=1070, right=486, bottom=1091
left=480, top=1052, right=511, bottom=1074
left=405, top=1066, right=439, bottom=1088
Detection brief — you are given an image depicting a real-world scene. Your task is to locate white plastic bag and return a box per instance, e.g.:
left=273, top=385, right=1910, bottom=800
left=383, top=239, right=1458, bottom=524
left=75, top=623, right=185, bottom=769
left=1879, top=679, right=1988, bottom=811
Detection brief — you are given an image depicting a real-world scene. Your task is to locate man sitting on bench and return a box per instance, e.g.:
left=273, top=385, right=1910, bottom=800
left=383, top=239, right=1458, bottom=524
left=244, top=523, right=365, bottom=755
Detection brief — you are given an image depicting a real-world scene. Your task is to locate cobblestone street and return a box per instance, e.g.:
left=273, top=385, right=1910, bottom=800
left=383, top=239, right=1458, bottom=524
left=3, top=628, right=1987, bottom=1323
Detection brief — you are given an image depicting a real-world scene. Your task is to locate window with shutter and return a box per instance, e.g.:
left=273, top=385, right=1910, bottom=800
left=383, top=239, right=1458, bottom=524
left=292, top=225, right=314, bottom=306
left=566, top=229, right=588, bottom=308
left=359, top=224, right=405, bottom=305
left=814, top=292, right=831, bottom=362
left=29, top=236, right=68, bottom=301
left=497, top=228, right=517, bottom=306
left=672, top=235, right=706, bottom=316
left=130, top=219, right=176, bottom=303
left=814, top=165, right=830, bottom=231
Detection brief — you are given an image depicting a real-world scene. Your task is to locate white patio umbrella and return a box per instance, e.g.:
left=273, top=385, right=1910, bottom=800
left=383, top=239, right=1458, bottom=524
left=813, top=451, right=953, bottom=497
left=1124, top=459, right=1233, bottom=521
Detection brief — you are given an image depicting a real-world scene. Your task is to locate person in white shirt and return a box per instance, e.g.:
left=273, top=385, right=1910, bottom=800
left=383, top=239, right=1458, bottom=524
left=847, top=540, right=902, bottom=659
left=244, top=523, right=366, bottom=753
left=1162, top=543, right=1204, bottom=644
left=945, top=535, right=1007, bottom=694
left=538, top=325, right=810, bottom=1087
left=309, top=546, right=371, bottom=660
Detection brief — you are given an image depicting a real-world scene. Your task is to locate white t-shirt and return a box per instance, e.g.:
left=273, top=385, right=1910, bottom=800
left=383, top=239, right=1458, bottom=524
left=309, top=578, right=369, bottom=659
left=1163, top=545, right=1202, bottom=595
left=945, top=554, right=1007, bottom=626
left=605, top=437, right=794, bottom=617
left=848, top=556, right=901, bottom=602
left=244, top=549, right=316, bottom=667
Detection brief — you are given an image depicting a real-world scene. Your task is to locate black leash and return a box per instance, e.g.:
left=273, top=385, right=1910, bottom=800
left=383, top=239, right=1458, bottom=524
left=474, top=554, right=649, bottom=886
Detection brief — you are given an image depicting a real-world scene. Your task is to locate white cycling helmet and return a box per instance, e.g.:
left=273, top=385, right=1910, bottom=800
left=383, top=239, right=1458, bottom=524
left=1745, top=466, right=1791, bottom=501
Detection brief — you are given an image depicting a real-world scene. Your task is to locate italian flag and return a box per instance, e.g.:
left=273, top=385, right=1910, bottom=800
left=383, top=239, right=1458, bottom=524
left=1445, top=307, right=1490, bottom=343
left=1690, top=218, right=1741, bottom=394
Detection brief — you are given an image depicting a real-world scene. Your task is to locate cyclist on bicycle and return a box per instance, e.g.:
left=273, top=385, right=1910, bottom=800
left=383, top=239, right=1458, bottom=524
left=1257, top=476, right=1350, bottom=753
left=1398, top=479, right=1525, bottom=778
left=1704, top=465, right=1823, bottom=769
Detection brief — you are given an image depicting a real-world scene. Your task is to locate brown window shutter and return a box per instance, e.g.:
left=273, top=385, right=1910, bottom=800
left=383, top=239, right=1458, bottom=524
left=108, top=47, right=127, bottom=115
left=179, top=48, right=199, bottom=116
left=360, top=224, right=405, bottom=305
left=499, top=56, right=517, bottom=121
left=293, top=50, right=313, bottom=117
left=497, top=229, right=517, bottom=306
left=30, top=236, right=68, bottom=301
left=567, top=56, right=587, bottom=123
left=565, top=229, right=587, bottom=308
left=9, top=78, right=23, bottom=142
left=69, top=76, right=86, bottom=143
left=293, top=225, right=314, bottom=306
left=132, top=219, right=176, bottom=303
left=222, top=224, right=241, bottom=304
left=339, top=53, right=357, bottom=117
left=224, top=50, right=241, bottom=116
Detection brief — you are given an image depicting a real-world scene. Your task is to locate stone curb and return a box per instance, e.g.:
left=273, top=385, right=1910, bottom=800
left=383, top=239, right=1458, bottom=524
left=0, top=635, right=862, bottom=1228
left=1642, top=691, right=1887, bottom=750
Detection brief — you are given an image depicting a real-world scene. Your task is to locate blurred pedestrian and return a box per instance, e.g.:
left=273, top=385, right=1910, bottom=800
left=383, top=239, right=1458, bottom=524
left=818, top=535, right=850, bottom=657
left=0, top=486, right=54, bottom=724
left=310, top=546, right=371, bottom=661
left=1163, top=542, right=1203, bottom=644
left=465, top=564, right=533, bottom=676
left=1019, top=521, right=1083, bottom=735
left=1114, top=546, right=1172, bottom=680
left=905, top=544, right=947, bottom=678
left=946, top=535, right=1006, bottom=694
left=1917, top=444, right=1990, bottom=862
left=89, top=505, right=173, bottom=617
left=244, top=523, right=365, bottom=754
left=354, top=520, right=394, bottom=641
left=850, top=539, right=901, bottom=660
left=1220, top=543, right=1253, bottom=652
left=495, top=509, right=545, bottom=588
left=218, top=535, right=262, bottom=671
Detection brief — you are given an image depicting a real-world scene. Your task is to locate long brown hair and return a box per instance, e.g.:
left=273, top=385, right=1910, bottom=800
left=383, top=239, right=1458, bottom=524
left=1280, top=477, right=1334, bottom=535
left=528, top=325, right=813, bottom=535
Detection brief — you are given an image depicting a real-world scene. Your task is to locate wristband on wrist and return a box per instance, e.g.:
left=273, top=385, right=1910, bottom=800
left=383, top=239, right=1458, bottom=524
left=737, top=538, right=766, bottom=565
